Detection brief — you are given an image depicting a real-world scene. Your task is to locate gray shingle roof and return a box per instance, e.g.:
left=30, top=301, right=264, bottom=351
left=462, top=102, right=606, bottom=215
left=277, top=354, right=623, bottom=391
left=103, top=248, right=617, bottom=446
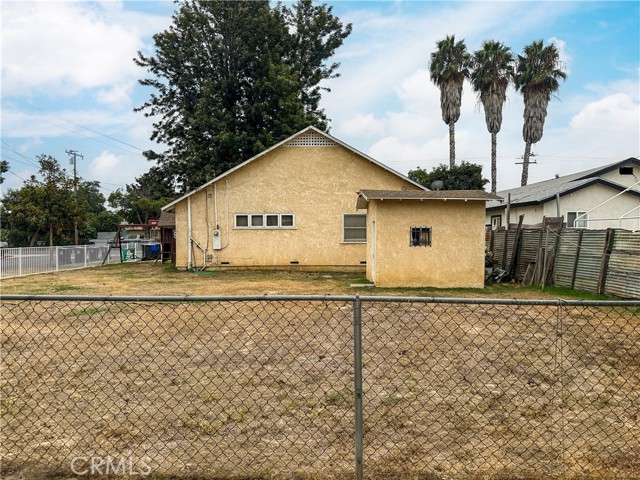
left=487, top=158, right=640, bottom=210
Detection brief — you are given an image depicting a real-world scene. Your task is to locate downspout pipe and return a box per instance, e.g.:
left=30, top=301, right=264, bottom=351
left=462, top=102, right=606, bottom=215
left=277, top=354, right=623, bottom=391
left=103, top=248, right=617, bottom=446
left=187, top=195, right=192, bottom=270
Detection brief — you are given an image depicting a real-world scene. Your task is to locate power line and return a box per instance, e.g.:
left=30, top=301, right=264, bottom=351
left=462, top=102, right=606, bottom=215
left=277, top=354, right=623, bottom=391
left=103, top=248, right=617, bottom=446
left=1, top=95, right=147, bottom=157
left=1, top=141, right=40, bottom=168
left=5, top=168, right=28, bottom=182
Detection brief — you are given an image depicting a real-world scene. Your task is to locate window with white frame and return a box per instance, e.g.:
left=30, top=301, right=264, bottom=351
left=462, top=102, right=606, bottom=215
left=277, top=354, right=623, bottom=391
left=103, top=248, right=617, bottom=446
left=491, top=215, right=502, bottom=230
left=567, top=211, right=588, bottom=228
left=235, top=214, right=295, bottom=229
left=343, top=214, right=366, bottom=243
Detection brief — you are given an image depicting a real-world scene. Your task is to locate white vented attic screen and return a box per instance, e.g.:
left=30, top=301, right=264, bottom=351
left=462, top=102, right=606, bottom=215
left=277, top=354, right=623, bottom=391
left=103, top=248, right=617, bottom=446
left=285, top=131, right=336, bottom=147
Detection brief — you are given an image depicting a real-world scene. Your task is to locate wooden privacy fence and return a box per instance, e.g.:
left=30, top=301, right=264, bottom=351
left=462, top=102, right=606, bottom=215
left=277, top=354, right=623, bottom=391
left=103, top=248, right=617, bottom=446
left=488, top=223, right=640, bottom=299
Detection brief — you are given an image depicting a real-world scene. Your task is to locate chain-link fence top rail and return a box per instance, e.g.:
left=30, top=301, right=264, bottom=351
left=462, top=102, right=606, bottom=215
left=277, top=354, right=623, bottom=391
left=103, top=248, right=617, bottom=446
left=1, top=295, right=639, bottom=480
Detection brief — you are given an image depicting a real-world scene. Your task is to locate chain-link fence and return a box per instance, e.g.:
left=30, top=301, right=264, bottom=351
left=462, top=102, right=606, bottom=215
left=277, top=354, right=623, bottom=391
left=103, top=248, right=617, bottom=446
left=1, top=295, right=638, bottom=479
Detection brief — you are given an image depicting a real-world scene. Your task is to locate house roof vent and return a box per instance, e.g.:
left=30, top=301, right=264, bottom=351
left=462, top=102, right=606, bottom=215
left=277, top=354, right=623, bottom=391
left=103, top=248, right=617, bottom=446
left=285, top=131, right=336, bottom=147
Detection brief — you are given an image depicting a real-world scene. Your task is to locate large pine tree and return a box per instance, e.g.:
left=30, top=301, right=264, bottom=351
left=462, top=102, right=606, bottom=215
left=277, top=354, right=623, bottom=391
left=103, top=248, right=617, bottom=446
left=135, top=0, right=351, bottom=192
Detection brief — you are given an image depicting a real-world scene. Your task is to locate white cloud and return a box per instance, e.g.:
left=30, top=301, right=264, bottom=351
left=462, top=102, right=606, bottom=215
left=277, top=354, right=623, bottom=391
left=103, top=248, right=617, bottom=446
left=570, top=93, right=639, bottom=131
left=339, top=113, right=386, bottom=138
left=549, top=37, right=572, bottom=75
left=88, top=151, right=148, bottom=187
left=1, top=107, right=139, bottom=141
left=1, top=1, right=168, bottom=100
left=96, top=83, right=135, bottom=107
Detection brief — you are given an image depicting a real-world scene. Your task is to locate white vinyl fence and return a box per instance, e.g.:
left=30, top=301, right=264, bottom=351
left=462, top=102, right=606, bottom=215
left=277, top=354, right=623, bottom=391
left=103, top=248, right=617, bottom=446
left=0, top=245, right=121, bottom=280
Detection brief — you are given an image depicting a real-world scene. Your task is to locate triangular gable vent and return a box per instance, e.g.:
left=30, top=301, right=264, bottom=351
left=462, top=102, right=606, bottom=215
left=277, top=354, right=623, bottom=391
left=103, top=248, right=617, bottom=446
left=284, top=131, right=336, bottom=147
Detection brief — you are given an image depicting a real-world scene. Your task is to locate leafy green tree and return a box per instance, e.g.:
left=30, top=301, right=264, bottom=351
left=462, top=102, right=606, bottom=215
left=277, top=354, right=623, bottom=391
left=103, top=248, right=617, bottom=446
left=2, top=155, right=84, bottom=246
left=108, top=167, right=176, bottom=224
left=283, top=0, right=352, bottom=121
left=74, top=181, right=124, bottom=242
left=77, top=181, right=107, bottom=215
left=79, top=210, right=123, bottom=243
left=0, top=160, right=8, bottom=184
left=471, top=40, right=514, bottom=194
left=429, top=35, right=472, bottom=168
left=134, top=0, right=351, bottom=192
left=515, top=40, right=567, bottom=186
left=409, top=162, right=489, bottom=190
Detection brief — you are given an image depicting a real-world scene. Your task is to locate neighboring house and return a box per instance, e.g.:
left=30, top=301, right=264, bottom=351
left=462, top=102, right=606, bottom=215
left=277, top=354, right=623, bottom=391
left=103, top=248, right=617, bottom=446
left=89, top=231, right=118, bottom=246
left=486, top=158, right=640, bottom=230
left=162, top=126, right=496, bottom=287
left=356, top=190, right=499, bottom=288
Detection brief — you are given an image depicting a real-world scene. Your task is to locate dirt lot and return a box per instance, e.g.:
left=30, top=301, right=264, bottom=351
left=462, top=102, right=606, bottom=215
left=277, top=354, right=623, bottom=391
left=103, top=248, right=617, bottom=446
left=1, top=264, right=639, bottom=479
left=0, top=261, right=607, bottom=299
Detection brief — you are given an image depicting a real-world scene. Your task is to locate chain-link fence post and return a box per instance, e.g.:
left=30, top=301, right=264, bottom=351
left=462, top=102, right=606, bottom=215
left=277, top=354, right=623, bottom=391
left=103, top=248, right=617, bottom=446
left=353, top=295, right=363, bottom=480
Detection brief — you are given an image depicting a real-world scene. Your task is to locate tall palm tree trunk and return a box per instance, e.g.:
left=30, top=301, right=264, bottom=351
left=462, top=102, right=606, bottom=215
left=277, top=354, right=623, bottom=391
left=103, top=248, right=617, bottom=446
left=491, top=132, right=497, bottom=193
left=449, top=122, right=456, bottom=168
left=521, top=141, right=532, bottom=186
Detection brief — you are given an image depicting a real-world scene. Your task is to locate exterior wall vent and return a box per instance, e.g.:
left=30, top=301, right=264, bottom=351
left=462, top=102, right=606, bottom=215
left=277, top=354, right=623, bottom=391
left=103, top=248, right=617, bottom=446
left=290, top=260, right=300, bottom=264
left=284, top=131, right=336, bottom=147
left=221, top=261, right=230, bottom=265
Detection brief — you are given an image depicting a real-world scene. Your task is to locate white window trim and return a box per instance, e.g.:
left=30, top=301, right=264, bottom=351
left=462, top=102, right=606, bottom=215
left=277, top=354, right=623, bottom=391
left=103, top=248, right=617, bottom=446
left=567, top=211, right=588, bottom=229
left=342, top=213, right=367, bottom=243
left=235, top=213, right=295, bottom=229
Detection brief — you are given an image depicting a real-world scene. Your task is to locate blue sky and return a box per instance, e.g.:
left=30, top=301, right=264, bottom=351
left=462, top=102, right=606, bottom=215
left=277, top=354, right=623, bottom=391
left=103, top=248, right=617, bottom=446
left=1, top=1, right=638, bottom=199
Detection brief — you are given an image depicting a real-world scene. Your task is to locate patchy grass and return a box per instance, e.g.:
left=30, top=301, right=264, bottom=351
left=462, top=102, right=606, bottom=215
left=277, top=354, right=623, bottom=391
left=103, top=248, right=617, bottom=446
left=51, top=284, right=83, bottom=292
left=519, top=284, right=614, bottom=301
left=0, top=261, right=615, bottom=300
left=66, top=306, right=108, bottom=317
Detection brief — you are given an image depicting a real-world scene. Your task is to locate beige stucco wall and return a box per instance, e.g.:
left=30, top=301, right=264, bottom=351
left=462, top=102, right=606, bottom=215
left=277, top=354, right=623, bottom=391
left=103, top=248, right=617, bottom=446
left=173, top=145, right=419, bottom=269
left=486, top=183, right=640, bottom=230
left=366, top=199, right=486, bottom=288
left=600, top=163, right=639, bottom=189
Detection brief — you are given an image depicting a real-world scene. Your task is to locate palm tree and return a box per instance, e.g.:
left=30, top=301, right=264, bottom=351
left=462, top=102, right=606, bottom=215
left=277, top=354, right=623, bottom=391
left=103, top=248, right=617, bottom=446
left=470, top=41, right=514, bottom=194
left=515, top=40, right=567, bottom=186
left=429, top=35, right=471, bottom=168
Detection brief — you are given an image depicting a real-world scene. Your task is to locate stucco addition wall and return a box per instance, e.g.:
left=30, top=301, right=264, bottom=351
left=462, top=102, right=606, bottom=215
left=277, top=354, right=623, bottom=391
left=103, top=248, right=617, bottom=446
left=174, top=145, right=418, bottom=269
left=366, top=200, right=486, bottom=288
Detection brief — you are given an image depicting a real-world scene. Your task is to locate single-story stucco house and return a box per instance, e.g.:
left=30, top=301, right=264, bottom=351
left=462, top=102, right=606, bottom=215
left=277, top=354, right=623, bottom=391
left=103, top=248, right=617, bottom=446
left=486, top=158, right=640, bottom=230
left=162, top=126, right=499, bottom=287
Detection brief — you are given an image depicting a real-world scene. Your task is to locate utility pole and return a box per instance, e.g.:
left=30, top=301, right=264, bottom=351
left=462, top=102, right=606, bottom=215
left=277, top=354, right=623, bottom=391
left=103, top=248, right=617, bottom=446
left=66, top=149, right=83, bottom=245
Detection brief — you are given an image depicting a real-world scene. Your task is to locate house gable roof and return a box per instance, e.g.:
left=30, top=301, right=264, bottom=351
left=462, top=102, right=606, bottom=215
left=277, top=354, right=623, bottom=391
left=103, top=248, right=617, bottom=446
left=162, top=126, right=427, bottom=211
left=487, top=157, right=640, bottom=211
